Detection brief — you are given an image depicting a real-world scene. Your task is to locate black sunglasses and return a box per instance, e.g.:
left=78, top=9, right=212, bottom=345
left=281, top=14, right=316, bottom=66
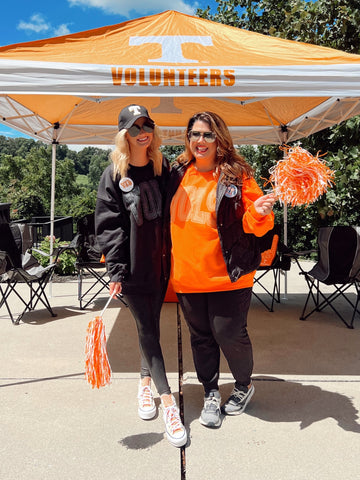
left=127, top=121, right=155, bottom=137
left=188, top=130, right=216, bottom=143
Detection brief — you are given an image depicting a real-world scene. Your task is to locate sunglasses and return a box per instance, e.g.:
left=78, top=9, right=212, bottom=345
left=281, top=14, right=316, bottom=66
left=188, top=130, right=216, bottom=143
left=127, top=121, right=155, bottom=137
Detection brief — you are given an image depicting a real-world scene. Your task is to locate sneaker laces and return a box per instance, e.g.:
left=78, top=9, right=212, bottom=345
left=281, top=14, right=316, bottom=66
left=204, top=394, right=221, bottom=412
left=231, top=387, right=249, bottom=401
left=138, top=385, right=153, bottom=408
left=164, top=405, right=183, bottom=435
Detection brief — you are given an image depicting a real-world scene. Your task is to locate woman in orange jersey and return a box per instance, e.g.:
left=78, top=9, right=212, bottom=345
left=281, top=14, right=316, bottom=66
left=166, top=111, right=276, bottom=428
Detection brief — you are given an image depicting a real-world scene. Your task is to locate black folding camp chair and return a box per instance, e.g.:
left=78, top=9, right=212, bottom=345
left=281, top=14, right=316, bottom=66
left=70, top=213, right=126, bottom=309
left=253, top=225, right=291, bottom=312
left=292, top=226, right=360, bottom=329
left=0, top=222, right=61, bottom=324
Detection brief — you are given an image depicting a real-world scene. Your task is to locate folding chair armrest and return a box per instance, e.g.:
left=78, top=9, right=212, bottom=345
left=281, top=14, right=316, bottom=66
left=30, top=247, right=49, bottom=257
left=69, top=233, right=82, bottom=249
left=30, top=246, right=68, bottom=265
left=56, top=245, right=75, bottom=254
left=283, top=249, right=317, bottom=275
left=31, top=244, right=70, bottom=256
left=284, top=249, right=316, bottom=259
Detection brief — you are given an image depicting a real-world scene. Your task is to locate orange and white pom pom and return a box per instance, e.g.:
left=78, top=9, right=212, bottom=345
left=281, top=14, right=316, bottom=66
left=85, top=315, right=111, bottom=388
left=268, top=145, right=335, bottom=207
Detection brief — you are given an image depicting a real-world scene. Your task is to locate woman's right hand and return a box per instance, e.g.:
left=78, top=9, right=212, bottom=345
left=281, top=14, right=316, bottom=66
left=254, top=192, right=277, bottom=216
left=109, top=281, right=122, bottom=296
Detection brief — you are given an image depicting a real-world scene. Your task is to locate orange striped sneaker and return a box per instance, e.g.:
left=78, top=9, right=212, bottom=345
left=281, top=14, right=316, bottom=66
left=137, top=383, right=156, bottom=420
left=162, top=395, right=187, bottom=447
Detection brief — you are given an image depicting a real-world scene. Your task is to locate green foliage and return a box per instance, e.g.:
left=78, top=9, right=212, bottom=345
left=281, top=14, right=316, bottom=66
left=0, top=136, right=37, bottom=157
left=197, top=0, right=360, bottom=251
left=0, top=151, right=49, bottom=219
left=160, top=145, right=184, bottom=164
left=88, top=149, right=111, bottom=189
left=297, top=116, right=360, bottom=235
left=197, top=0, right=360, bottom=53
left=74, top=146, right=111, bottom=177
left=76, top=174, right=89, bottom=186
left=65, top=188, right=98, bottom=222
left=32, top=236, right=77, bottom=275
left=0, top=136, right=105, bottom=222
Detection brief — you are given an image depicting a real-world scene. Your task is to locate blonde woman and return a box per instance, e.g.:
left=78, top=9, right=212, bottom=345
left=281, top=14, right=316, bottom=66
left=95, top=104, right=186, bottom=447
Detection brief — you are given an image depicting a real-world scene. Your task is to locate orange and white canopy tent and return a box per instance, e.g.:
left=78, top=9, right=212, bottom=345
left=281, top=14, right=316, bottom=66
left=1, top=10, right=360, bottom=146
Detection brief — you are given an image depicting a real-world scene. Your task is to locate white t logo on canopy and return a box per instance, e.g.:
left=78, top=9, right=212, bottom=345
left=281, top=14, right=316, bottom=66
left=129, top=36, right=213, bottom=63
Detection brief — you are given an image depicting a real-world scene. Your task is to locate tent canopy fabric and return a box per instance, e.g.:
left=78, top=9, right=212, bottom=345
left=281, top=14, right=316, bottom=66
left=0, top=10, right=360, bottom=145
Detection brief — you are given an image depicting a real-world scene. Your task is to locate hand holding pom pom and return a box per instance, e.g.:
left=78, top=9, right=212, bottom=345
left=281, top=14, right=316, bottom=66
left=268, top=145, right=335, bottom=207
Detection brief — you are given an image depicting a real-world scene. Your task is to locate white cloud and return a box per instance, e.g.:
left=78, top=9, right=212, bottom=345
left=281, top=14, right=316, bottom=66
left=68, top=0, right=197, bottom=18
left=54, top=24, right=72, bottom=36
left=17, top=14, right=50, bottom=34
left=17, top=14, right=72, bottom=38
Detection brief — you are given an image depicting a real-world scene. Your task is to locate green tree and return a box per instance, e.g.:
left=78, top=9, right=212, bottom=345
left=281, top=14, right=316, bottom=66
left=161, top=145, right=184, bottom=165
left=88, top=149, right=111, bottom=189
left=0, top=150, right=48, bottom=219
left=66, top=188, right=98, bottom=221
left=0, top=143, right=81, bottom=219
left=0, top=135, right=38, bottom=158
left=197, top=0, right=360, bottom=53
left=197, top=0, right=360, bottom=250
left=74, top=146, right=110, bottom=176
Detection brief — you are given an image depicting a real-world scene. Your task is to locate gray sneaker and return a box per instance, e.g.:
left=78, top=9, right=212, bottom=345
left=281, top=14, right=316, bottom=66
left=222, top=384, right=255, bottom=415
left=199, top=390, right=222, bottom=428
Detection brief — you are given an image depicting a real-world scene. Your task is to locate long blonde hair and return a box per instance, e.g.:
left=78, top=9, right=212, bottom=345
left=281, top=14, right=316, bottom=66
left=110, top=125, right=163, bottom=178
left=177, top=111, right=253, bottom=186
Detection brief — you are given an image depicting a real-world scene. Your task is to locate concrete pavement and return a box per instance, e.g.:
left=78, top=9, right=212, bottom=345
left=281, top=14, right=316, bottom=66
left=1, top=261, right=360, bottom=479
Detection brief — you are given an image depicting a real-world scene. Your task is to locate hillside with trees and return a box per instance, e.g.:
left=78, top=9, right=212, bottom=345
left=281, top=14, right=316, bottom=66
left=0, top=137, right=111, bottom=222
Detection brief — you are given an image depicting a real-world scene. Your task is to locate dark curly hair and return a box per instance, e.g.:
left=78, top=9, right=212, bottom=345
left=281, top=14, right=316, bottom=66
left=176, top=111, right=254, bottom=186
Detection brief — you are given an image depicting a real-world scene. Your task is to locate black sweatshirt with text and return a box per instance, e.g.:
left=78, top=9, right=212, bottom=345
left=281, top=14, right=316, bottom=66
left=95, top=159, right=169, bottom=295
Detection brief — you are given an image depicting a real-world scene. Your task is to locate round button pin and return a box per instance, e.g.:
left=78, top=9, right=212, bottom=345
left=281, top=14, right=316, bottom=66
left=119, top=177, right=134, bottom=192
left=225, top=185, right=238, bottom=198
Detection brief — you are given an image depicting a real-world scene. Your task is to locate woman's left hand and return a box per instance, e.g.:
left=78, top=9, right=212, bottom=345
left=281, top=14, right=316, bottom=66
left=254, top=192, right=277, bottom=216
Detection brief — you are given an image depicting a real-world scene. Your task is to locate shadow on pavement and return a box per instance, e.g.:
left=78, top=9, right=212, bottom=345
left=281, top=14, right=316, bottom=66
left=182, top=377, right=360, bottom=434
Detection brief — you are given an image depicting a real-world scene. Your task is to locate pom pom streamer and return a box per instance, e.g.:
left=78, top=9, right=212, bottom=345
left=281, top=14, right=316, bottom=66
left=268, top=145, right=335, bottom=207
left=85, top=295, right=114, bottom=388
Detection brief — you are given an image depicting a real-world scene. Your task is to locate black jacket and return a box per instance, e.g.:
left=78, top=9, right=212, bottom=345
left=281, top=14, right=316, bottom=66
left=95, top=158, right=170, bottom=294
left=164, top=161, right=267, bottom=283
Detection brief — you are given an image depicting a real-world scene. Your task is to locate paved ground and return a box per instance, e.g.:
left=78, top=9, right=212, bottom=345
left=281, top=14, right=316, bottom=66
left=1, top=261, right=360, bottom=479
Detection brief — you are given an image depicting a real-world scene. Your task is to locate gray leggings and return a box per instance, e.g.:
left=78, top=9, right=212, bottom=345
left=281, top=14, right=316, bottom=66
left=122, top=289, right=171, bottom=396
left=177, top=288, right=253, bottom=395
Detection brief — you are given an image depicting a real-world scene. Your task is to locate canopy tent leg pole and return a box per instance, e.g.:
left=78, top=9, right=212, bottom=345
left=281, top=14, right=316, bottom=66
left=283, top=202, right=288, bottom=300
left=177, top=303, right=186, bottom=479
left=49, top=141, right=57, bottom=297
left=281, top=128, right=288, bottom=300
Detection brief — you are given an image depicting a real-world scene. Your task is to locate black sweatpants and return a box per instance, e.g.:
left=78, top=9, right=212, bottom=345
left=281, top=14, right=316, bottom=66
left=177, top=288, right=253, bottom=395
left=123, top=288, right=171, bottom=396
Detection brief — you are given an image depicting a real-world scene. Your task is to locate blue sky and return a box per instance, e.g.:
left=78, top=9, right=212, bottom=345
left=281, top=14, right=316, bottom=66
left=0, top=0, right=220, bottom=140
